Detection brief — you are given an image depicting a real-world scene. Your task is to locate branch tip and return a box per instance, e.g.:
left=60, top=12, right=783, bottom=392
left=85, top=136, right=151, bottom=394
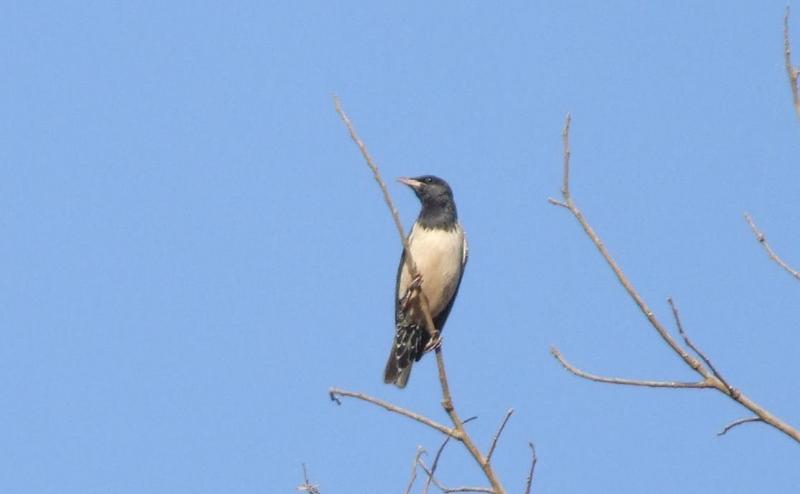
left=405, top=447, right=426, bottom=494
left=718, top=417, right=765, bottom=437
left=523, top=442, right=538, bottom=494
left=486, top=409, right=514, bottom=465
left=744, top=213, right=800, bottom=280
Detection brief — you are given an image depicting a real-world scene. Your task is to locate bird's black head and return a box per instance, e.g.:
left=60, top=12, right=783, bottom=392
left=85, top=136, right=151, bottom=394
left=398, top=175, right=458, bottom=229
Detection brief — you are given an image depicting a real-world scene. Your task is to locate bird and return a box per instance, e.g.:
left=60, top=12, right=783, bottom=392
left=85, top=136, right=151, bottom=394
left=384, top=175, right=468, bottom=388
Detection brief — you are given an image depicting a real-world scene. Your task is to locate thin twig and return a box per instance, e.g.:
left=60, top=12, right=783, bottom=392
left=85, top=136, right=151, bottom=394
left=297, top=463, right=321, bottom=494
left=486, top=409, right=514, bottom=465
left=405, top=447, right=426, bottom=494
left=744, top=213, right=800, bottom=280
left=718, top=417, right=765, bottom=436
left=329, top=387, right=459, bottom=439
left=561, top=113, right=571, bottom=198
left=785, top=7, right=800, bottom=118
left=417, top=460, right=494, bottom=494
left=333, top=96, right=413, bottom=268
left=668, top=298, right=735, bottom=396
left=546, top=198, right=569, bottom=209
left=523, top=443, right=537, bottom=494
left=550, top=347, right=711, bottom=389
left=424, top=436, right=452, bottom=494
left=423, top=417, right=477, bottom=494
left=550, top=115, right=800, bottom=443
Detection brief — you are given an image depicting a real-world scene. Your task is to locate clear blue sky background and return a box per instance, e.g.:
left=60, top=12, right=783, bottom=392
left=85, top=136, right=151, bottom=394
left=2, top=2, right=799, bottom=493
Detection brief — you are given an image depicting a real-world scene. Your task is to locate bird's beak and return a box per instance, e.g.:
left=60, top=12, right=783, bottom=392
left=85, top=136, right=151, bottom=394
left=397, top=177, right=423, bottom=189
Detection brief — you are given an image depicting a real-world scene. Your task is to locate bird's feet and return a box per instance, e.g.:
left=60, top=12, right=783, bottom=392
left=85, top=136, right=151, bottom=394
left=408, top=274, right=423, bottom=292
left=424, top=333, right=443, bottom=353
left=400, top=274, right=424, bottom=311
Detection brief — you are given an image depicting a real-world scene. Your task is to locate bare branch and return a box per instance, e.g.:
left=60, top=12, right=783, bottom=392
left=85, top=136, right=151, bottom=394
left=718, top=417, right=765, bottom=437
left=550, top=347, right=711, bottom=389
left=785, top=7, right=800, bottom=118
left=550, top=117, right=712, bottom=380
left=297, top=463, right=321, bottom=494
left=333, top=96, right=412, bottom=267
left=333, top=96, right=439, bottom=341
left=550, top=116, right=800, bottom=443
left=329, top=387, right=459, bottom=439
left=744, top=213, right=800, bottom=281
left=433, top=348, right=506, bottom=493
left=523, top=443, right=537, bottom=494
left=486, top=409, right=514, bottom=465
left=405, top=447, right=426, bottom=494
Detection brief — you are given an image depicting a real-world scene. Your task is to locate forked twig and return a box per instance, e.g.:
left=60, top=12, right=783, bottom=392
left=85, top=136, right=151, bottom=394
left=549, top=114, right=800, bottom=443
left=668, top=298, right=735, bottom=396
left=546, top=116, right=710, bottom=379
left=744, top=213, right=800, bottom=281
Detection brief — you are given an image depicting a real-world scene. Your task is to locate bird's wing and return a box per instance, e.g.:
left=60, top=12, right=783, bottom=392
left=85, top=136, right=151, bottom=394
left=394, top=224, right=417, bottom=323
left=394, top=247, right=408, bottom=323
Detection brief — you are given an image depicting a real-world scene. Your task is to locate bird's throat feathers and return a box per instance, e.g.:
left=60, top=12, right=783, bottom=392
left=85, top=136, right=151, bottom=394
left=417, top=200, right=457, bottom=230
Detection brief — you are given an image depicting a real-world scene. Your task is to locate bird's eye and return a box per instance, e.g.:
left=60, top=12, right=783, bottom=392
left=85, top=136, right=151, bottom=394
left=424, top=177, right=433, bottom=184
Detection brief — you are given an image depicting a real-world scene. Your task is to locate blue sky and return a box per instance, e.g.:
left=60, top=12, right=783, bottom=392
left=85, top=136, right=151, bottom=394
left=2, top=2, right=799, bottom=493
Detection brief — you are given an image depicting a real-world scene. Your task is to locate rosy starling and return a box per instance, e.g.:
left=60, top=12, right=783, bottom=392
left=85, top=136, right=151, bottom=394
left=384, top=176, right=468, bottom=388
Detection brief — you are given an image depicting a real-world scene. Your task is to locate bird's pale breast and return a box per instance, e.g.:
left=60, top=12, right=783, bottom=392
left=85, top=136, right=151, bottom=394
left=398, top=224, right=465, bottom=317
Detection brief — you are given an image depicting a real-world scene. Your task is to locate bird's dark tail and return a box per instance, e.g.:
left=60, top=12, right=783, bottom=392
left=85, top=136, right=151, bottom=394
left=383, top=325, right=427, bottom=388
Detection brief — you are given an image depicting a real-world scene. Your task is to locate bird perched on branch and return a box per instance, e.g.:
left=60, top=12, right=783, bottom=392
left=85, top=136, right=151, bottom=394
left=384, top=175, right=468, bottom=388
